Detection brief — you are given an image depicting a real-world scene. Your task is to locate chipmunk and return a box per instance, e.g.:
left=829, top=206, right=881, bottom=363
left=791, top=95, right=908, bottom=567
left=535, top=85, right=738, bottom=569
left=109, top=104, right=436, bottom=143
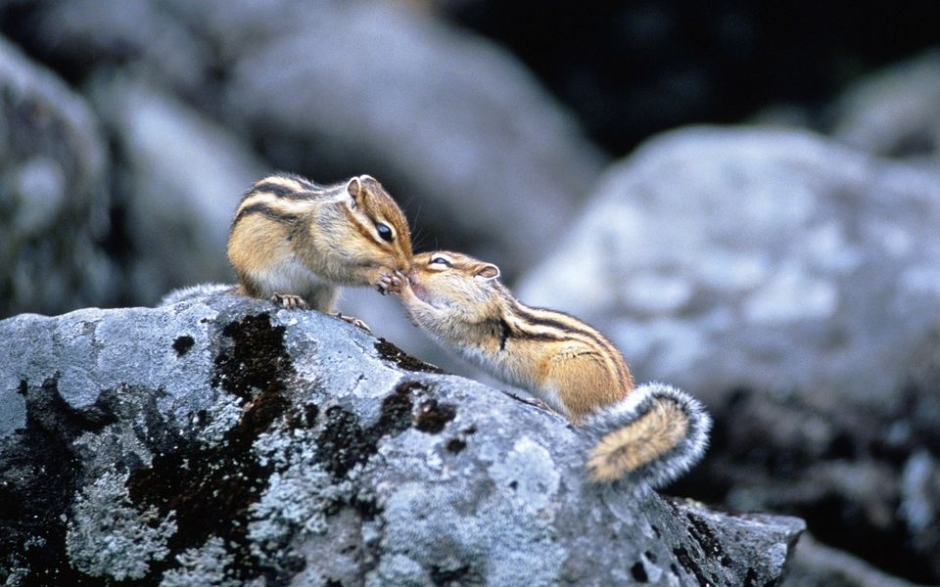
left=226, top=173, right=412, bottom=311
left=379, top=251, right=711, bottom=487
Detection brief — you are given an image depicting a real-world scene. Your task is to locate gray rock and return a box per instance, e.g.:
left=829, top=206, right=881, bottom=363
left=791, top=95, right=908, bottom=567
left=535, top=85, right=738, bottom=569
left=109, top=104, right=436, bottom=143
left=29, top=0, right=605, bottom=279
left=87, top=73, right=266, bottom=304
left=0, top=293, right=803, bottom=585
left=0, top=35, right=116, bottom=317
left=784, top=532, right=940, bottom=587
left=518, top=126, right=940, bottom=413
left=33, top=0, right=211, bottom=96
left=219, top=0, right=606, bottom=277
left=516, top=125, right=940, bottom=584
left=829, top=50, right=940, bottom=164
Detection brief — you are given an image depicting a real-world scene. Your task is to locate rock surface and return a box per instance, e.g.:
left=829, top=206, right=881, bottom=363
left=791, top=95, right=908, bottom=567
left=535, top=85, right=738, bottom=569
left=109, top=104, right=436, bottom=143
left=519, top=125, right=940, bottom=411
left=518, top=125, right=940, bottom=584
left=0, top=36, right=116, bottom=317
left=21, top=0, right=605, bottom=280
left=0, top=292, right=803, bottom=585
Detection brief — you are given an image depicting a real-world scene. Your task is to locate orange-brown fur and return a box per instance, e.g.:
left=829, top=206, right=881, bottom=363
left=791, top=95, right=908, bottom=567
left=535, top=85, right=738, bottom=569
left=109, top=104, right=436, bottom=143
left=586, top=399, right=689, bottom=482
left=384, top=251, right=634, bottom=423
left=227, top=173, right=412, bottom=311
left=382, top=251, right=710, bottom=487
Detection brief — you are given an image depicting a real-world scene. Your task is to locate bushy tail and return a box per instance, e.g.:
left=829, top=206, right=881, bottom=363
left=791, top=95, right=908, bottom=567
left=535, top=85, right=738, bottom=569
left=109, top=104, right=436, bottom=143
left=584, top=383, right=711, bottom=488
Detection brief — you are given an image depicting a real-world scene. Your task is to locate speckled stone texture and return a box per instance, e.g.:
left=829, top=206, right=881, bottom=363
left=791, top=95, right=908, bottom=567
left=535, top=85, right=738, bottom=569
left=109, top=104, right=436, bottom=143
left=518, top=126, right=940, bottom=412
left=515, top=125, right=940, bottom=584
left=0, top=292, right=803, bottom=585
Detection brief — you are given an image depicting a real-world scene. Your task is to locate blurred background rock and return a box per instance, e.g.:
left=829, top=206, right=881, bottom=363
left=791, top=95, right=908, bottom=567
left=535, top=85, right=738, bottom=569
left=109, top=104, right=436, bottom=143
left=1, top=1, right=939, bottom=584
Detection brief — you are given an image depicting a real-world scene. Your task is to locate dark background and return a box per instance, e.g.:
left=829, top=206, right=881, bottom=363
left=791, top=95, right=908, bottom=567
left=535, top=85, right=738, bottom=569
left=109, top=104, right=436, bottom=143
left=445, top=0, right=940, bottom=154
left=4, top=1, right=940, bottom=158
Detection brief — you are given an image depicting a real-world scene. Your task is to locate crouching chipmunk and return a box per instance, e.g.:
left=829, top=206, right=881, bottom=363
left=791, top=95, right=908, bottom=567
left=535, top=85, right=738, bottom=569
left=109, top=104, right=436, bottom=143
left=161, top=173, right=412, bottom=329
left=380, top=251, right=711, bottom=488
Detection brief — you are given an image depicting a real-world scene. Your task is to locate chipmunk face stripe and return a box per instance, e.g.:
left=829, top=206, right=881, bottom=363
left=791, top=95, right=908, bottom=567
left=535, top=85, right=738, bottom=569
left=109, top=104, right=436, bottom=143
left=342, top=204, right=393, bottom=249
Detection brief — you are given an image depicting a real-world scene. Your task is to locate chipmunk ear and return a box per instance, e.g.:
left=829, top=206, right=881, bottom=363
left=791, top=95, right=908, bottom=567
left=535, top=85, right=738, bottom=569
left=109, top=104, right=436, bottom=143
left=346, top=177, right=364, bottom=208
left=474, top=263, right=500, bottom=280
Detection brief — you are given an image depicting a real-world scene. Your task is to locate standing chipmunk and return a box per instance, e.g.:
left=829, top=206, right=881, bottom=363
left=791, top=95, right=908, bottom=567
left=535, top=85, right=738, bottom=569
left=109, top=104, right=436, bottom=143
left=380, top=251, right=710, bottom=487
left=227, top=173, right=412, bottom=310
left=161, top=173, right=412, bottom=317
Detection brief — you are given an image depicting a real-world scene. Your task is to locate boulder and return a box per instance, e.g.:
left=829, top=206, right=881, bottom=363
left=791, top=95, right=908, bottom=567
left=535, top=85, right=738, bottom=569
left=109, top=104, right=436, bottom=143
left=26, top=0, right=606, bottom=278
left=518, top=126, right=940, bottom=412
left=829, top=50, right=940, bottom=163
left=518, top=125, right=940, bottom=584
left=0, top=35, right=115, bottom=317
left=0, top=292, right=803, bottom=585
left=87, top=73, right=266, bottom=304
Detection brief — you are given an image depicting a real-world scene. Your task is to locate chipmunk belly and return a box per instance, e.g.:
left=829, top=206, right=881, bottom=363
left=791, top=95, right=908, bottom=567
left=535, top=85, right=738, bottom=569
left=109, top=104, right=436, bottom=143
left=249, top=256, right=331, bottom=299
left=461, top=344, right=571, bottom=418
left=504, top=356, right=569, bottom=416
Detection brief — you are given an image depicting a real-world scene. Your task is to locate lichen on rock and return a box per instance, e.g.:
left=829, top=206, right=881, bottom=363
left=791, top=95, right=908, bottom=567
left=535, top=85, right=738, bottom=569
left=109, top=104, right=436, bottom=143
left=66, top=471, right=177, bottom=581
left=0, top=292, right=804, bottom=585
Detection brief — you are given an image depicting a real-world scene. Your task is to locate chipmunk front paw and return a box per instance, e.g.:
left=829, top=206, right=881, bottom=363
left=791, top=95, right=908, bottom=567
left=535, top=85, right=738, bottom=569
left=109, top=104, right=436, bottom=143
left=375, top=270, right=405, bottom=295
left=271, top=293, right=310, bottom=309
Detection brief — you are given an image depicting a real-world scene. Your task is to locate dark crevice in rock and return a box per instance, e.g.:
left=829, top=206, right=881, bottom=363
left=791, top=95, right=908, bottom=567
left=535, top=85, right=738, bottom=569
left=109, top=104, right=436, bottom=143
left=672, top=546, right=713, bottom=586
left=316, top=382, right=417, bottom=481
left=316, top=406, right=374, bottom=480
left=0, top=376, right=115, bottom=585
left=630, top=560, right=648, bottom=582
left=314, top=381, right=455, bottom=481
left=379, top=382, right=419, bottom=436
left=212, top=312, right=292, bottom=402
left=374, top=338, right=443, bottom=373
left=414, top=398, right=457, bottom=434
left=743, top=567, right=759, bottom=587
left=685, top=511, right=729, bottom=567
left=429, top=563, right=480, bottom=586
left=127, top=312, right=295, bottom=583
left=287, top=402, right=320, bottom=430
left=352, top=495, right=380, bottom=522
left=446, top=438, right=467, bottom=454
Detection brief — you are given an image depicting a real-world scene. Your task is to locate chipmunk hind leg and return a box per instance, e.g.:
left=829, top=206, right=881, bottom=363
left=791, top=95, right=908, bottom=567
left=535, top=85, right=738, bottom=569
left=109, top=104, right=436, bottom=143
left=545, top=344, right=628, bottom=423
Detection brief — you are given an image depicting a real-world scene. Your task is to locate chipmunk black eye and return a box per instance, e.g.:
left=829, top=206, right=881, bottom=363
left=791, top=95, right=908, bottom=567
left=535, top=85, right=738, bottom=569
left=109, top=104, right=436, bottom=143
left=376, top=223, right=394, bottom=242
left=430, top=257, right=452, bottom=267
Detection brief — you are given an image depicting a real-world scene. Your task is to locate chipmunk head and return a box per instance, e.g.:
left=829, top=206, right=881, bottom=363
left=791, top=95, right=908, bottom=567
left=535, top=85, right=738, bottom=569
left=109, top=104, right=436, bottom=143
left=325, top=175, right=413, bottom=281
left=408, top=251, right=502, bottom=320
